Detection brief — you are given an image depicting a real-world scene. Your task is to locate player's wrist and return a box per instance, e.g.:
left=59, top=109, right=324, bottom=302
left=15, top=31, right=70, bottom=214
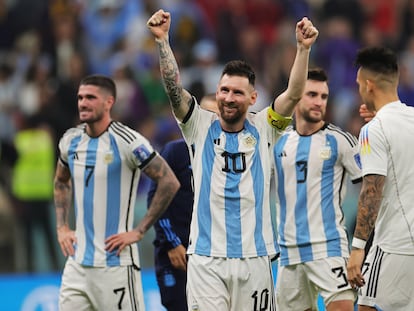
left=351, top=237, right=367, bottom=249
left=155, top=36, right=169, bottom=44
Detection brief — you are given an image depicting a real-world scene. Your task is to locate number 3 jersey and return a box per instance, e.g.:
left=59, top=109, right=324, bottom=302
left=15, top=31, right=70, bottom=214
left=58, top=121, right=156, bottom=267
left=179, top=102, right=281, bottom=258
left=273, top=123, right=362, bottom=266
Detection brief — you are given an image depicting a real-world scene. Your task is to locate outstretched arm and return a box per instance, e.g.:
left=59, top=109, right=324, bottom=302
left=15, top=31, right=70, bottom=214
left=147, top=9, right=193, bottom=121
left=273, top=17, right=319, bottom=117
left=105, top=155, right=180, bottom=256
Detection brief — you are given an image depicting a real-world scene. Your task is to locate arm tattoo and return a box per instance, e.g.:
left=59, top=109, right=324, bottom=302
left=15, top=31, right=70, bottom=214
left=54, top=179, right=72, bottom=229
left=139, top=156, right=179, bottom=233
left=158, top=40, right=185, bottom=111
left=354, top=174, right=385, bottom=240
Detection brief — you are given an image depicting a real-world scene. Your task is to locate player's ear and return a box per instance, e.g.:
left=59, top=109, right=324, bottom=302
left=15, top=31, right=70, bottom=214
left=106, top=95, right=115, bottom=111
left=250, top=90, right=258, bottom=106
left=366, top=79, right=375, bottom=93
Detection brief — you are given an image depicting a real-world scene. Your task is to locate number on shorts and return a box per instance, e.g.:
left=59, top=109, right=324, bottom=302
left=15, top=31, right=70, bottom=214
left=113, top=287, right=126, bottom=310
left=331, top=266, right=349, bottom=289
left=251, top=289, right=269, bottom=311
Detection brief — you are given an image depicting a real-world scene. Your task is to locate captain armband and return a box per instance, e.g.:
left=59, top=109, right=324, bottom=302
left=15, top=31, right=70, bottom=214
left=267, top=107, right=293, bottom=130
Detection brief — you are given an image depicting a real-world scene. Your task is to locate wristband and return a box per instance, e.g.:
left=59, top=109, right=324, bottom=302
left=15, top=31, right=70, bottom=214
left=352, top=237, right=367, bottom=249
left=267, top=107, right=293, bottom=130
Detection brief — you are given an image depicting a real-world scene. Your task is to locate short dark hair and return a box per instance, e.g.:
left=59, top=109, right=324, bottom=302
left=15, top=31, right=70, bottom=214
left=80, top=74, right=117, bottom=99
left=355, top=47, right=398, bottom=75
left=221, top=60, right=256, bottom=86
left=308, top=67, right=328, bottom=82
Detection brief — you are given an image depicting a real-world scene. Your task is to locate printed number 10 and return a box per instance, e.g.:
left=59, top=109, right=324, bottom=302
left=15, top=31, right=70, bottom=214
left=251, top=289, right=269, bottom=311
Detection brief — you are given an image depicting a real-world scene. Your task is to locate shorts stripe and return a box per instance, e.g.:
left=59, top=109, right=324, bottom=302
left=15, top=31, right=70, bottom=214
left=268, top=259, right=276, bottom=311
left=366, top=247, right=384, bottom=298
left=128, top=266, right=138, bottom=311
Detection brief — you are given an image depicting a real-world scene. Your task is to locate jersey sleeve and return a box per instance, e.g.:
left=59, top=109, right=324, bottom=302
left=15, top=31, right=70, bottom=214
left=359, top=120, right=388, bottom=177
left=341, top=132, right=363, bottom=182
left=58, top=128, right=79, bottom=166
left=129, top=132, right=157, bottom=170
left=178, top=99, right=217, bottom=145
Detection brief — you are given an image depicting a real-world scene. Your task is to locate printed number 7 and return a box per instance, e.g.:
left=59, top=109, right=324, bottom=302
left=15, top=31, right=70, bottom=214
left=85, top=165, right=94, bottom=187
left=331, top=266, right=348, bottom=289
left=113, top=287, right=125, bottom=310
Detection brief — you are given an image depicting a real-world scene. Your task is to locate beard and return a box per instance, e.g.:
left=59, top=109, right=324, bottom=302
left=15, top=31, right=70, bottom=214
left=302, top=109, right=325, bottom=123
left=79, top=109, right=104, bottom=124
left=219, top=105, right=244, bottom=125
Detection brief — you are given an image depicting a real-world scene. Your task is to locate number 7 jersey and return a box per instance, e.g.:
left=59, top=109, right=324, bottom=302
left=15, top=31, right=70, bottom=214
left=58, top=121, right=156, bottom=267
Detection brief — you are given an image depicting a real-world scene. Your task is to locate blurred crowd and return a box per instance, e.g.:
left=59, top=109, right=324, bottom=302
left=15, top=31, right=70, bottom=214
left=1, top=0, right=414, bottom=273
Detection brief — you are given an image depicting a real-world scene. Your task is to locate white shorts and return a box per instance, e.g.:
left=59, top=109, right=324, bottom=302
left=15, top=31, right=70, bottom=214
left=187, top=254, right=276, bottom=311
left=59, top=257, right=145, bottom=311
left=276, top=257, right=356, bottom=310
left=358, top=245, right=414, bottom=310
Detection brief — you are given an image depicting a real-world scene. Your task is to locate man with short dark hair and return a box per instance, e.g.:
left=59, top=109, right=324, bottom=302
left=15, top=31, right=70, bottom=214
left=347, top=46, right=414, bottom=311
left=54, top=74, right=180, bottom=310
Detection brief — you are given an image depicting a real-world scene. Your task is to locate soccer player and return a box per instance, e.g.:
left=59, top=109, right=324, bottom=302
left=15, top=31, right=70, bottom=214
left=347, top=47, right=414, bottom=311
left=53, top=74, right=180, bottom=311
left=147, top=9, right=318, bottom=311
left=148, top=99, right=219, bottom=311
left=273, top=68, right=362, bottom=310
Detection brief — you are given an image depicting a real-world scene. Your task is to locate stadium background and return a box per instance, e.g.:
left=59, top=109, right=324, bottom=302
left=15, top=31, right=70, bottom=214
left=1, top=0, right=413, bottom=310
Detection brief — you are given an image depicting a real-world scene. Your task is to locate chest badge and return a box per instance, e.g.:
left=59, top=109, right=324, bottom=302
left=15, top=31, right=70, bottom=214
left=242, top=133, right=257, bottom=148
left=319, top=145, right=331, bottom=160
left=104, top=150, right=114, bottom=164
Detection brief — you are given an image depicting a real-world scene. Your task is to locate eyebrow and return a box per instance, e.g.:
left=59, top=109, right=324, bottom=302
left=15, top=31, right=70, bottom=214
left=77, top=94, right=97, bottom=100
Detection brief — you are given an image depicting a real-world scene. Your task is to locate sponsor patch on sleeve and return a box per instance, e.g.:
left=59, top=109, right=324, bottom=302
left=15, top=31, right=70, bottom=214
left=133, top=144, right=151, bottom=163
left=354, top=153, right=362, bottom=169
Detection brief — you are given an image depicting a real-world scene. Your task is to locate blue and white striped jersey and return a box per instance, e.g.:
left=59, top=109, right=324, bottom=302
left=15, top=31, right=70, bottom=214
left=273, top=123, right=362, bottom=266
left=58, top=121, right=156, bottom=267
left=178, top=101, right=281, bottom=258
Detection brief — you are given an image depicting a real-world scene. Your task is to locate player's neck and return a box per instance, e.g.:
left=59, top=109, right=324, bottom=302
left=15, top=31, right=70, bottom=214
left=219, top=119, right=244, bottom=133
left=296, top=119, right=324, bottom=136
left=86, top=118, right=112, bottom=137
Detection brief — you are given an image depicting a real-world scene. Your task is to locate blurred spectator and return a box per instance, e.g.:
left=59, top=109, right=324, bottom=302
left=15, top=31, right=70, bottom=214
left=79, top=0, right=145, bottom=75
left=0, top=137, right=18, bottom=273
left=358, top=0, right=404, bottom=48
left=398, top=36, right=414, bottom=107
left=110, top=59, right=150, bottom=126
left=50, top=8, right=83, bottom=80
left=11, top=114, right=58, bottom=272
left=316, top=16, right=360, bottom=128
left=181, top=38, right=222, bottom=98
left=53, top=51, right=87, bottom=142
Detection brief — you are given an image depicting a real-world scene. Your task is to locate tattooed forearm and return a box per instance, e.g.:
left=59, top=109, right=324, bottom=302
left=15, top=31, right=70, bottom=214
left=158, top=40, right=184, bottom=109
left=54, top=179, right=72, bottom=229
left=139, top=155, right=180, bottom=234
left=354, top=174, right=385, bottom=240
